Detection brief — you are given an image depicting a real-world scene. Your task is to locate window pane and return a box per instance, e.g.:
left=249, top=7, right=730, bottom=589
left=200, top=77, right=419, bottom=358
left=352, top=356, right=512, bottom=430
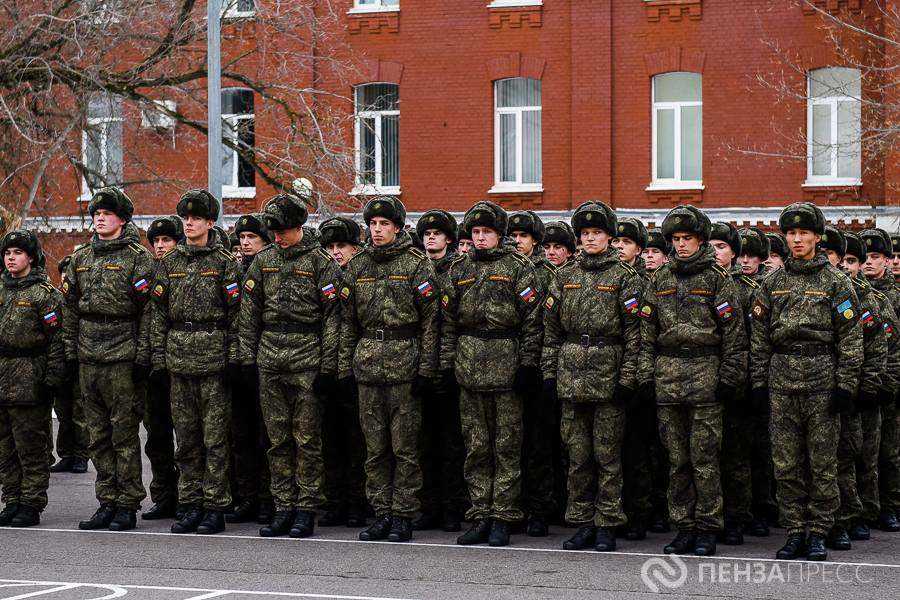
left=654, top=73, right=702, bottom=103
left=499, top=113, right=516, bottom=182
left=497, top=78, right=541, bottom=108
left=222, top=88, right=253, bottom=115
left=238, top=0, right=254, bottom=10
left=810, top=67, right=861, bottom=99
left=811, top=103, right=832, bottom=177
left=84, top=128, right=103, bottom=188
left=107, top=118, right=123, bottom=184
left=357, top=83, right=399, bottom=112
left=681, top=105, right=702, bottom=181
left=656, top=108, right=675, bottom=179
left=382, top=0, right=398, bottom=5
left=381, top=114, right=399, bottom=187
left=237, top=119, right=255, bottom=187
left=358, top=0, right=376, bottom=4
left=221, top=119, right=236, bottom=186
left=837, top=100, right=861, bottom=179
left=87, top=94, right=121, bottom=120
left=359, top=117, right=375, bottom=185
left=522, top=110, right=541, bottom=184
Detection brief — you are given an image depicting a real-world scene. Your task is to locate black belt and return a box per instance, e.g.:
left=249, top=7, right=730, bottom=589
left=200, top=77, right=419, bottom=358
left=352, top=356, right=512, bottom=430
left=0, top=346, right=46, bottom=359
left=170, top=321, right=227, bottom=333
left=659, top=346, right=719, bottom=359
left=362, top=329, right=417, bottom=342
left=82, top=314, right=137, bottom=324
left=461, top=327, right=517, bottom=340
left=775, top=343, right=835, bottom=357
left=565, top=334, right=621, bottom=348
left=266, top=323, right=322, bottom=334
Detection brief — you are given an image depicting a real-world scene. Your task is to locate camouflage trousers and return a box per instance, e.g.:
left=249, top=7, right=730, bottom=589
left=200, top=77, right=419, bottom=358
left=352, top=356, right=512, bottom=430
left=834, top=412, right=863, bottom=530
left=171, top=373, right=231, bottom=511
left=750, top=414, right=775, bottom=520
left=260, top=370, right=325, bottom=512
left=358, top=383, right=423, bottom=517
left=521, top=388, right=557, bottom=518
left=721, top=406, right=753, bottom=526
left=769, top=391, right=839, bottom=536
left=560, top=399, right=626, bottom=528
left=459, top=388, right=523, bottom=523
left=0, top=404, right=51, bottom=510
left=53, top=380, right=88, bottom=461
left=230, top=378, right=272, bottom=504
left=622, top=399, right=669, bottom=522
left=418, top=390, right=469, bottom=514
left=880, top=404, right=900, bottom=511
left=81, top=362, right=147, bottom=510
left=144, top=383, right=178, bottom=503
left=322, top=389, right=367, bottom=509
left=857, top=408, right=881, bottom=521
left=658, top=403, right=724, bottom=532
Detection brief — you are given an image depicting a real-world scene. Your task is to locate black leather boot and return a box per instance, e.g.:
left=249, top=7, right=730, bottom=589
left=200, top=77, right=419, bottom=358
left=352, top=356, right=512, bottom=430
left=226, top=499, right=259, bottom=523
left=359, top=514, right=393, bottom=541
left=651, top=512, right=671, bottom=533
left=346, top=505, right=366, bottom=528
left=10, top=505, right=39, bottom=528
left=171, top=504, right=204, bottom=534
left=594, top=527, right=616, bottom=552
left=290, top=511, right=316, bottom=538
left=563, top=526, right=596, bottom=550
left=0, top=503, right=20, bottom=526
left=260, top=511, right=294, bottom=537
left=142, top=498, right=177, bottom=520
left=826, top=526, right=851, bottom=550
left=664, top=529, right=697, bottom=554
left=878, top=508, right=900, bottom=532
left=388, top=515, right=413, bottom=542
left=80, top=503, right=117, bottom=530
left=694, top=530, right=716, bottom=556
left=49, top=458, right=75, bottom=473
left=197, top=509, right=225, bottom=534
left=849, top=517, right=870, bottom=540
left=527, top=513, right=549, bottom=537
left=775, top=533, right=806, bottom=560
left=488, top=520, right=511, bottom=547
left=71, top=458, right=89, bottom=473
left=806, top=531, right=827, bottom=561
left=457, top=518, right=491, bottom=545
left=748, top=516, right=770, bottom=537
left=411, top=510, right=441, bottom=531
left=257, top=501, right=276, bottom=525
left=109, top=508, right=137, bottom=531
left=721, top=522, right=744, bottom=545
left=318, top=505, right=348, bottom=527
left=442, top=509, right=462, bottom=532
left=625, top=519, right=646, bottom=541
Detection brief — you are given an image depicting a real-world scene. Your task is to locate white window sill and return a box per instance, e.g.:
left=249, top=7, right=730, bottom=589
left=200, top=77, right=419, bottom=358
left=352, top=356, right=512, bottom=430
left=645, top=182, right=705, bottom=192
left=802, top=179, right=862, bottom=188
left=351, top=186, right=401, bottom=196
left=223, top=187, right=257, bottom=199
left=488, top=184, right=544, bottom=194
left=222, top=10, right=255, bottom=19
left=488, top=0, right=542, bottom=7
left=348, top=6, right=400, bottom=15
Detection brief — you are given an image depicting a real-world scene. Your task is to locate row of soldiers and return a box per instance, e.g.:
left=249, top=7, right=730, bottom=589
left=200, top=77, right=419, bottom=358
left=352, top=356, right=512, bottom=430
left=1, top=190, right=899, bottom=563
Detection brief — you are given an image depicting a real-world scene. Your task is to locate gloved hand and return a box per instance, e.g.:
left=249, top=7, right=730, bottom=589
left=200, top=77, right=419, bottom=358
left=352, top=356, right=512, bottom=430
left=242, top=364, right=260, bottom=391
left=512, top=366, right=542, bottom=394
left=857, top=390, right=879, bottom=413
left=66, top=359, right=80, bottom=382
left=131, top=363, right=152, bottom=384
left=543, top=378, right=558, bottom=403
left=37, top=382, right=59, bottom=403
left=877, top=388, right=894, bottom=407
left=830, top=387, right=853, bottom=415
left=715, top=381, right=737, bottom=404
left=313, top=371, right=337, bottom=396
left=339, top=375, right=358, bottom=397
left=612, top=383, right=636, bottom=405
left=441, top=369, right=460, bottom=395
left=751, top=387, right=770, bottom=416
left=638, top=381, right=656, bottom=406
left=150, top=368, right=171, bottom=393
left=410, top=374, right=435, bottom=398
left=222, top=363, right=242, bottom=386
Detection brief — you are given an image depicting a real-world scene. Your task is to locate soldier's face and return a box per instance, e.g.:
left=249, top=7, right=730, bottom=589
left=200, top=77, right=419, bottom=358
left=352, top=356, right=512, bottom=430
left=842, top=255, right=861, bottom=277
left=642, top=247, right=666, bottom=271
left=92, top=208, right=126, bottom=241
left=273, top=226, right=304, bottom=249
left=3, top=248, right=33, bottom=278
left=182, top=215, right=214, bottom=245
left=710, top=240, right=734, bottom=269
left=152, top=235, right=177, bottom=258
left=458, top=239, right=473, bottom=254
left=785, top=229, right=820, bottom=261
left=671, top=233, right=702, bottom=258
left=240, top=231, right=267, bottom=257
left=580, top=228, right=610, bottom=255
left=512, top=232, right=534, bottom=256
left=422, top=229, right=449, bottom=254
left=369, top=217, right=400, bottom=247
left=824, top=248, right=842, bottom=267
left=543, top=242, right=571, bottom=266
left=765, top=254, right=784, bottom=270
left=863, top=252, right=888, bottom=280
left=739, top=253, right=761, bottom=274
left=612, top=237, right=641, bottom=264
left=471, top=226, right=500, bottom=250
left=325, top=242, right=357, bottom=267
left=891, top=252, right=900, bottom=277
left=231, top=245, right=242, bottom=260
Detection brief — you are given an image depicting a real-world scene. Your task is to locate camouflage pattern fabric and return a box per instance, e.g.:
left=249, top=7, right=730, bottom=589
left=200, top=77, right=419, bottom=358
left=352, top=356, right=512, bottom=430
left=834, top=412, right=863, bottom=529
left=0, top=404, right=52, bottom=510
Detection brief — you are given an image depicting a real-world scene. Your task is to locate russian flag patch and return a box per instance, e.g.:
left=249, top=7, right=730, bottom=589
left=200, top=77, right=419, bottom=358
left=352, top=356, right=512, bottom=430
left=226, top=282, right=240, bottom=298
left=520, top=287, right=536, bottom=304
left=886, top=323, right=894, bottom=339
left=322, top=283, right=337, bottom=299
left=135, top=279, right=148, bottom=291
left=624, top=297, right=638, bottom=314
left=862, top=311, right=875, bottom=328
left=418, top=281, right=434, bottom=297
left=44, top=312, right=58, bottom=324
left=717, top=302, right=733, bottom=319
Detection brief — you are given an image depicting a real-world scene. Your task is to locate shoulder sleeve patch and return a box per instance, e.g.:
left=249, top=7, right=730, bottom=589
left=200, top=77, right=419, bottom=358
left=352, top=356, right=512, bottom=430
left=512, top=252, right=529, bottom=266
left=318, top=248, right=335, bottom=261
left=40, top=282, right=56, bottom=293
left=619, top=262, right=637, bottom=276
left=711, top=264, right=728, bottom=278
left=740, top=275, right=760, bottom=289
left=218, top=249, right=237, bottom=262
left=128, top=243, right=146, bottom=255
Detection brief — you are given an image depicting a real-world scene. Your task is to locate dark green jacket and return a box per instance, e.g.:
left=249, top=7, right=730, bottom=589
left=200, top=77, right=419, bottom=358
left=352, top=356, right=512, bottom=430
left=529, top=245, right=558, bottom=296
left=847, top=275, right=888, bottom=396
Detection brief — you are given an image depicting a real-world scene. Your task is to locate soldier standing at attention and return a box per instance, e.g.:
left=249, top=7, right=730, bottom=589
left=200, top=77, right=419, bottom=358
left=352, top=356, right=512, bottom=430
left=641, top=230, right=670, bottom=277
left=542, top=221, right=576, bottom=268
left=638, top=205, right=747, bottom=557
left=749, top=202, right=862, bottom=561
left=151, top=190, right=243, bottom=535
left=765, top=232, right=789, bottom=271
left=240, top=196, right=342, bottom=538
left=140, top=216, right=183, bottom=521
left=457, top=225, right=473, bottom=256
left=0, top=231, right=63, bottom=527
left=338, top=196, right=440, bottom=543
left=64, top=188, right=153, bottom=532
left=318, top=216, right=367, bottom=528
left=441, top=201, right=543, bottom=547
left=541, top=201, right=643, bottom=551
left=612, top=217, right=649, bottom=274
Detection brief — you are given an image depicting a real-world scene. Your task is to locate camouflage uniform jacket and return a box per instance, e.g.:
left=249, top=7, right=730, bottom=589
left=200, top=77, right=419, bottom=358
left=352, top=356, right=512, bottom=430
left=433, top=249, right=461, bottom=296
left=529, top=245, right=558, bottom=295
left=631, top=255, right=651, bottom=283
left=638, top=244, right=748, bottom=405
left=440, top=237, right=543, bottom=391
left=240, top=233, right=342, bottom=374
left=338, top=230, right=440, bottom=384
left=151, top=234, right=243, bottom=376
left=0, top=267, right=64, bottom=404
left=861, top=272, right=900, bottom=391
left=846, top=275, right=888, bottom=395
left=62, top=223, right=153, bottom=365
left=870, top=272, right=900, bottom=322
left=541, top=245, right=643, bottom=401
left=749, top=249, right=863, bottom=394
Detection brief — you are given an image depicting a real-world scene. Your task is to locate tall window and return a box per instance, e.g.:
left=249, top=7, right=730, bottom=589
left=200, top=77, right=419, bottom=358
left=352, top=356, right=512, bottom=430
left=807, top=67, right=861, bottom=184
left=355, top=83, right=400, bottom=193
left=651, top=72, right=702, bottom=188
left=222, top=0, right=254, bottom=18
left=82, top=94, right=123, bottom=197
left=222, top=88, right=255, bottom=196
left=354, top=0, right=399, bottom=8
left=494, top=77, right=542, bottom=191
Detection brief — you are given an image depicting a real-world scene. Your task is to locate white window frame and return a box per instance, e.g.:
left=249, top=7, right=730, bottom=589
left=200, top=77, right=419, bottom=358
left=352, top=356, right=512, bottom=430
left=80, top=96, right=123, bottom=201
left=222, top=0, right=254, bottom=19
left=648, top=72, right=703, bottom=191
left=804, top=69, right=862, bottom=188
left=222, top=89, right=256, bottom=199
left=487, top=0, right=542, bottom=7
left=353, top=84, right=400, bottom=196
left=490, top=78, right=543, bottom=194
left=349, top=0, right=400, bottom=14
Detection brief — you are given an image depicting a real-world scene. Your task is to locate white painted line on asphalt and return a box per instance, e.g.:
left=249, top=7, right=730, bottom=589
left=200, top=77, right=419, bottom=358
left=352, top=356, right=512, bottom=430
left=8, top=527, right=900, bottom=569
left=0, top=584, right=82, bottom=600
left=179, top=593, right=231, bottom=600
left=0, top=582, right=127, bottom=600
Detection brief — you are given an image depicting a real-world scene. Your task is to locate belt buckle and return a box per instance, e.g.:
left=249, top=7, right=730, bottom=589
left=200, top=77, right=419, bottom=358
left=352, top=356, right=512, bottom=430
left=580, top=334, right=591, bottom=347
left=375, top=329, right=385, bottom=342
left=478, top=328, right=490, bottom=341
left=183, top=321, right=194, bottom=333
left=679, top=348, right=692, bottom=359
left=790, top=344, right=805, bottom=357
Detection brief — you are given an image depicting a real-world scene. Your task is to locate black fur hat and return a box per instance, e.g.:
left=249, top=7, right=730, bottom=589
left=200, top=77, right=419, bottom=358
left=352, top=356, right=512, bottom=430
left=778, top=202, right=825, bottom=235
left=710, top=221, right=742, bottom=257
left=860, top=228, right=893, bottom=257
left=543, top=221, right=576, bottom=253
left=571, top=201, right=617, bottom=238
left=661, top=205, right=711, bottom=243
left=320, top=216, right=361, bottom=246
left=147, top=215, right=184, bottom=244
left=176, top=189, right=220, bottom=221
left=417, top=209, right=458, bottom=243
left=819, top=226, right=847, bottom=258
left=509, top=211, right=546, bottom=244
left=767, top=232, right=789, bottom=259
left=738, top=227, right=770, bottom=261
left=88, top=187, right=135, bottom=222
left=645, top=229, right=672, bottom=255
left=615, top=217, right=649, bottom=249
left=464, top=201, right=508, bottom=237
left=234, top=213, right=275, bottom=244
left=844, top=231, right=866, bottom=262
left=263, top=195, right=309, bottom=230
left=363, top=195, right=407, bottom=228
left=0, top=230, right=44, bottom=266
